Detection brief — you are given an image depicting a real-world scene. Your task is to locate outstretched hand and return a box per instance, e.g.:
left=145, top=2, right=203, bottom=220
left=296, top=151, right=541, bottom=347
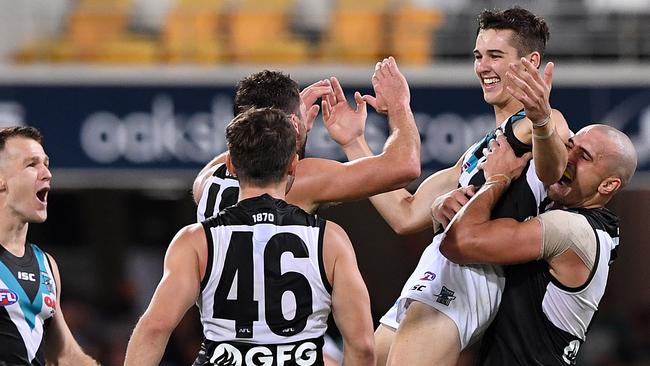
left=479, top=129, right=532, bottom=181
left=301, top=79, right=334, bottom=132
left=321, top=77, right=367, bottom=147
left=505, top=58, right=553, bottom=126
left=363, top=56, right=410, bottom=114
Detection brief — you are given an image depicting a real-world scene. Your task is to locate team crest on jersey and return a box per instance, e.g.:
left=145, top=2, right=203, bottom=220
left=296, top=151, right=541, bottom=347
left=434, top=286, right=456, bottom=306
left=0, top=289, right=19, bottom=306
left=210, top=343, right=242, bottom=366
left=419, top=271, right=436, bottom=281
left=562, top=340, right=580, bottom=365
left=41, top=271, right=55, bottom=294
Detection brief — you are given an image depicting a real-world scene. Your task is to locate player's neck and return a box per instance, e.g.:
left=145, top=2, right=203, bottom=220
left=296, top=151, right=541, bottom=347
left=238, top=184, right=287, bottom=202
left=0, top=213, right=29, bottom=256
left=493, top=99, right=524, bottom=125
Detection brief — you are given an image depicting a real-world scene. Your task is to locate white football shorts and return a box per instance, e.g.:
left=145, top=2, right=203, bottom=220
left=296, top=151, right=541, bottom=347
left=379, top=233, right=505, bottom=349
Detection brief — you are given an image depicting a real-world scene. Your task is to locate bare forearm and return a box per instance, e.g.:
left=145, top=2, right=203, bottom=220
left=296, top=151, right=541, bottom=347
left=532, top=119, right=568, bottom=185
left=124, top=322, right=172, bottom=366
left=341, top=137, right=373, bottom=160
left=453, top=177, right=508, bottom=227
left=384, top=104, right=420, bottom=163
left=369, top=165, right=458, bottom=235
left=442, top=178, right=509, bottom=263
left=48, top=350, right=99, bottom=366
left=369, top=189, right=423, bottom=234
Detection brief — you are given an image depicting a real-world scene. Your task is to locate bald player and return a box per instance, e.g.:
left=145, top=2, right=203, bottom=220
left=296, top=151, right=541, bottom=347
left=440, top=124, right=637, bottom=365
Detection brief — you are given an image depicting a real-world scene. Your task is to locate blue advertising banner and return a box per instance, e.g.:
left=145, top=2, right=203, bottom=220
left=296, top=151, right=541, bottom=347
left=0, top=85, right=648, bottom=175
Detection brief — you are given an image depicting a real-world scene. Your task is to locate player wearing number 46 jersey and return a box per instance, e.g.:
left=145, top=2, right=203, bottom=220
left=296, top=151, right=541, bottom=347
left=125, top=108, right=375, bottom=366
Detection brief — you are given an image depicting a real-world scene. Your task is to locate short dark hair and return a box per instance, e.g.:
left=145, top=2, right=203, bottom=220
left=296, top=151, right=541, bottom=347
left=477, top=7, right=550, bottom=58
left=233, top=70, right=301, bottom=118
left=226, top=108, right=296, bottom=186
left=0, top=126, right=43, bottom=152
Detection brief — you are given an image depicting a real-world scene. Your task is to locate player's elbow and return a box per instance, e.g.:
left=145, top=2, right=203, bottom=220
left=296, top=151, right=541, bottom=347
left=399, top=151, right=421, bottom=184
left=536, top=151, right=568, bottom=186
left=343, top=335, right=376, bottom=365
left=391, top=220, right=420, bottom=236
left=538, top=164, right=565, bottom=186
left=440, top=226, right=476, bottom=265
left=382, top=149, right=421, bottom=189
left=134, top=313, right=176, bottom=340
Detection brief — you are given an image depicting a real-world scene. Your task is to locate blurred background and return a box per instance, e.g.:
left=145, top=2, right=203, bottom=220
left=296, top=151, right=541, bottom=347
left=0, top=0, right=648, bottom=365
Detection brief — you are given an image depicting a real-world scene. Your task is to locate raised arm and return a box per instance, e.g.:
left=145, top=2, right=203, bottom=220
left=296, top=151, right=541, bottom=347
left=441, top=130, right=542, bottom=265
left=286, top=58, right=420, bottom=212
left=507, top=58, right=570, bottom=185
left=125, top=224, right=204, bottom=366
left=323, top=221, right=375, bottom=366
left=44, top=254, right=99, bottom=365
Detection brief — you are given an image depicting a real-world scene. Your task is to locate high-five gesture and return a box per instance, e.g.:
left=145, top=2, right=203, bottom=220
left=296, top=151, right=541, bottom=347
left=321, top=77, right=367, bottom=148
left=300, top=79, right=334, bottom=132
left=363, top=56, right=411, bottom=115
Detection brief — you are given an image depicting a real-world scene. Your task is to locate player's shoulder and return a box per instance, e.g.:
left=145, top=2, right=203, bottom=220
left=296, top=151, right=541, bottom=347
left=295, top=157, right=340, bottom=174
left=323, top=220, right=352, bottom=251
left=537, top=209, right=593, bottom=237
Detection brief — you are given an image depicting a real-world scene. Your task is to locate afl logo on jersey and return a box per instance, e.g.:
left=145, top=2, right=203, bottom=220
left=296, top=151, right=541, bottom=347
left=0, top=289, right=19, bottom=306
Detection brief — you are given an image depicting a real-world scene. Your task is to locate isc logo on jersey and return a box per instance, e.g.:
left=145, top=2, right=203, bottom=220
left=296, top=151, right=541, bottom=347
left=210, top=341, right=318, bottom=366
left=0, top=289, right=19, bottom=306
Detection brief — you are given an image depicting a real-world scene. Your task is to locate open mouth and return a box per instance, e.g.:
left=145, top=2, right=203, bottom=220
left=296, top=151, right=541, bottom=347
left=36, top=188, right=49, bottom=204
left=483, top=77, right=501, bottom=87
left=558, top=166, right=574, bottom=186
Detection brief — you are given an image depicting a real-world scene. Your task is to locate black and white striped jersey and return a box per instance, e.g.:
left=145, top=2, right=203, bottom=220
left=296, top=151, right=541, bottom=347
left=195, top=194, right=332, bottom=366
left=459, top=110, right=547, bottom=221
left=479, top=207, right=620, bottom=365
left=197, top=164, right=240, bottom=222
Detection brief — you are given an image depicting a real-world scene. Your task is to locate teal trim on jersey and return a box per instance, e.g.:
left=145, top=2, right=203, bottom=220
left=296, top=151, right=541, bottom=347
left=0, top=260, right=38, bottom=330
left=465, top=135, right=490, bottom=174
left=31, top=244, right=48, bottom=320
left=511, top=110, right=526, bottom=122
left=464, top=110, right=527, bottom=175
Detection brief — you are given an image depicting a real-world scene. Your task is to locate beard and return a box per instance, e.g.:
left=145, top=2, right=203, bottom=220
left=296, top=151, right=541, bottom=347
left=297, top=135, right=307, bottom=160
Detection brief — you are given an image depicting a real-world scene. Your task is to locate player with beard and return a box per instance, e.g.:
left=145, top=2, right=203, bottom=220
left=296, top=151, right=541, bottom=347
left=194, top=63, right=420, bottom=219
left=125, top=108, right=376, bottom=366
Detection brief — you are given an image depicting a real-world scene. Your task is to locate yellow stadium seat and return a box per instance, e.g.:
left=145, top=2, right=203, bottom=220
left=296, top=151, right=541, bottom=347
left=321, top=8, right=385, bottom=63
left=389, top=5, right=443, bottom=64
left=227, top=5, right=308, bottom=63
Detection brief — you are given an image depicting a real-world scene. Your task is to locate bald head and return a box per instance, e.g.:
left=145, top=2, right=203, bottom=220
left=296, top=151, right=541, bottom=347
left=581, top=124, right=637, bottom=188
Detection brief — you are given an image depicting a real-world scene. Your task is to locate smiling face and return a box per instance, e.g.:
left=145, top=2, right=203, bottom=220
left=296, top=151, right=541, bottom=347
left=474, top=29, right=524, bottom=109
left=548, top=127, right=620, bottom=208
left=0, top=137, right=51, bottom=223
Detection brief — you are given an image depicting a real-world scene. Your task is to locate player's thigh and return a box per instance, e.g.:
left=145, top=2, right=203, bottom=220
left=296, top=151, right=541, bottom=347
left=374, top=324, right=396, bottom=366
left=387, top=301, right=461, bottom=366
